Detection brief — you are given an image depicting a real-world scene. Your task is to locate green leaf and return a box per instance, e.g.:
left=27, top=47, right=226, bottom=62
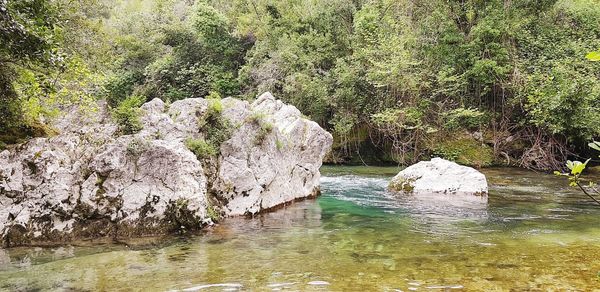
left=569, top=159, right=591, bottom=175
left=586, top=51, right=600, bottom=62
left=589, top=141, right=600, bottom=152
left=566, top=160, right=574, bottom=170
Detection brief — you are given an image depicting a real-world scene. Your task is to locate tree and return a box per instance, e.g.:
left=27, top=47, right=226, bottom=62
left=104, top=0, right=249, bottom=107
left=0, top=0, right=61, bottom=140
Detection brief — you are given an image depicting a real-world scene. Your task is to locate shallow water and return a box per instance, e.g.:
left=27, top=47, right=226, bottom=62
left=1, top=166, right=600, bottom=291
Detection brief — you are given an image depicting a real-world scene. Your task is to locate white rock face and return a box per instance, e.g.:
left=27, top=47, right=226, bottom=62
left=388, top=158, right=488, bottom=202
left=215, top=93, right=332, bottom=215
left=84, top=138, right=208, bottom=223
left=0, top=123, right=209, bottom=245
left=0, top=92, right=331, bottom=246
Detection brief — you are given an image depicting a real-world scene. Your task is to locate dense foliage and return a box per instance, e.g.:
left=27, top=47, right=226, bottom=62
left=1, top=0, right=60, bottom=141
left=1, top=0, right=599, bottom=169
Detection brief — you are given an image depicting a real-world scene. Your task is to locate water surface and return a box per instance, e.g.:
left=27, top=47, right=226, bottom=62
left=1, top=166, right=600, bottom=291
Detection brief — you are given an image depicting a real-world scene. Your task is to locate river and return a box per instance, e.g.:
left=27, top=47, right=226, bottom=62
left=1, top=166, right=599, bottom=291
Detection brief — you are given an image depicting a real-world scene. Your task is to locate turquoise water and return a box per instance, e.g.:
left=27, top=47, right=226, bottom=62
left=1, top=166, right=600, bottom=291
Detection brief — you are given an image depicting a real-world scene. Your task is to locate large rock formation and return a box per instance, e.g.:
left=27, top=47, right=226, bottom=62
left=388, top=158, right=488, bottom=203
left=0, top=92, right=332, bottom=246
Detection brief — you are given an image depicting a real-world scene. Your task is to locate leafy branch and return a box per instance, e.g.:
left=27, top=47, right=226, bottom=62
left=555, top=141, right=600, bottom=206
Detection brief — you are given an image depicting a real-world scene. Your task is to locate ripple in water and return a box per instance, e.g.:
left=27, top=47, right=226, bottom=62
left=320, top=174, right=490, bottom=236
left=1, top=167, right=600, bottom=291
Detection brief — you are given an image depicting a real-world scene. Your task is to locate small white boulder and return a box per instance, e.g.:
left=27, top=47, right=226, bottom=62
left=388, top=158, right=488, bottom=201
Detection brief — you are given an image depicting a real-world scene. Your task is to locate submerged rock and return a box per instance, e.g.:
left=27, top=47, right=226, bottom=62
left=307, top=281, right=330, bottom=286
left=0, top=92, right=332, bottom=246
left=388, top=158, right=488, bottom=201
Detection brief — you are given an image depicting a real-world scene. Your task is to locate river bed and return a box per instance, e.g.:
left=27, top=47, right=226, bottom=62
left=1, top=166, right=599, bottom=291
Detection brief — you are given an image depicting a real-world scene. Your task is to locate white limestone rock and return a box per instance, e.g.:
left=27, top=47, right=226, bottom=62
left=214, top=92, right=333, bottom=215
left=0, top=92, right=332, bottom=246
left=388, top=158, right=488, bottom=203
left=83, top=138, right=208, bottom=223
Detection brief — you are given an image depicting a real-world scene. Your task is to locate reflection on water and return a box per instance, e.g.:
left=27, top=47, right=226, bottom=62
left=1, top=167, right=600, bottom=291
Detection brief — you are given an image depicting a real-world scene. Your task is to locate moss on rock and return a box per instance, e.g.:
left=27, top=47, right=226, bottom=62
left=431, top=135, right=494, bottom=167
left=388, top=177, right=416, bottom=193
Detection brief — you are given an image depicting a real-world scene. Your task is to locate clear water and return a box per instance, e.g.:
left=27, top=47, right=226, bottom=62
left=1, top=166, right=600, bottom=291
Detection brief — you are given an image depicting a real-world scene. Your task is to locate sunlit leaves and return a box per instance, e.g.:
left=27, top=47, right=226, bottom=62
left=558, top=154, right=600, bottom=205
left=566, top=159, right=590, bottom=176
left=558, top=158, right=592, bottom=188
left=586, top=50, right=600, bottom=61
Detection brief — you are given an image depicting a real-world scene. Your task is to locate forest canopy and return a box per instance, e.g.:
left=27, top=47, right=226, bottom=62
left=1, top=0, right=599, bottom=170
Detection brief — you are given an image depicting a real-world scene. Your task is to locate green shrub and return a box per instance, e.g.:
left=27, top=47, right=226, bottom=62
left=185, top=137, right=217, bottom=159
left=207, top=97, right=223, bottom=114
left=443, top=108, right=487, bottom=131
left=191, top=95, right=233, bottom=157
left=246, top=111, right=268, bottom=124
left=113, top=95, right=145, bottom=135
left=431, top=147, right=460, bottom=162
left=371, top=107, right=424, bottom=129
left=275, top=139, right=284, bottom=150
left=523, top=66, right=600, bottom=142
left=206, top=91, right=222, bottom=100
left=331, top=113, right=357, bottom=136
left=202, top=114, right=231, bottom=149
left=246, top=111, right=274, bottom=145
left=254, top=121, right=274, bottom=145
left=206, top=204, right=220, bottom=222
left=198, top=97, right=224, bottom=128
left=104, top=71, right=145, bottom=107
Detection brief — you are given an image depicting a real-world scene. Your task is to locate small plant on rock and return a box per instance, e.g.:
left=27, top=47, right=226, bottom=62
left=206, top=90, right=222, bottom=101
left=247, top=111, right=274, bottom=145
left=247, top=111, right=267, bottom=124
left=275, top=139, right=284, bottom=150
left=126, top=137, right=150, bottom=157
left=185, top=137, right=217, bottom=159
left=206, top=204, right=220, bottom=222
left=255, top=121, right=274, bottom=145
left=194, top=95, right=232, bottom=156
left=165, top=198, right=200, bottom=233
left=113, top=95, right=145, bottom=135
left=207, top=97, right=223, bottom=116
